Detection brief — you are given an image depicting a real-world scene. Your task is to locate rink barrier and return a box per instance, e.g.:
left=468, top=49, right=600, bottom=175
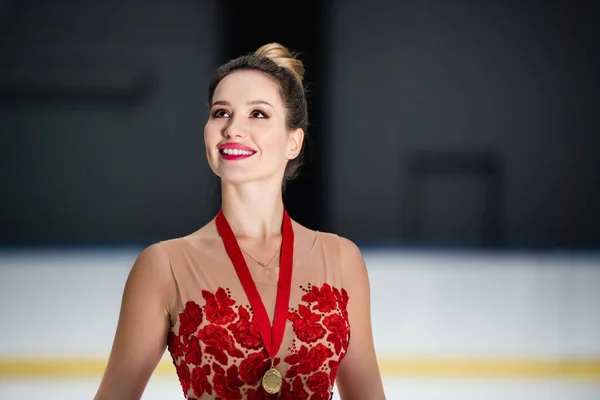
left=0, top=357, right=599, bottom=380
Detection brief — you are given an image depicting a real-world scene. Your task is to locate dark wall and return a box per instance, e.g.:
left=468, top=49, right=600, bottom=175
left=1, top=1, right=598, bottom=249
left=217, top=0, right=326, bottom=232
left=327, top=1, right=600, bottom=247
left=0, top=0, right=218, bottom=245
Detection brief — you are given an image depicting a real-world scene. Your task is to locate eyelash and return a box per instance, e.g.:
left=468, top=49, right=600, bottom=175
left=212, top=109, right=269, bottom=119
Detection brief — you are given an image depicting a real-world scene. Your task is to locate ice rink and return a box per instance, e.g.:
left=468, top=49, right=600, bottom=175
left=1, top=248, right=599, bottom=399
left=1, top=376, right=600, bottom=399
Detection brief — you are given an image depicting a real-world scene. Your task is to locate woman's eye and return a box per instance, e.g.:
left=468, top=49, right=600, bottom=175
left=251, top=110, right=269, bottom=119
left=213, top=109, right=230, bottom=118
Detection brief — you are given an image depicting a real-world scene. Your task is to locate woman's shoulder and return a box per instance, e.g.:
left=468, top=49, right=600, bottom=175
left=304, top=228, right=362, bottom=258
left=159, top=218, right=220, bottom=253
left=292, top=220, right=363, bottom=262
left=323, top=234, right=369, bottom=295
left=302, top=229, right=367, bottom=291
left=333, top=234, right=364, bottom=265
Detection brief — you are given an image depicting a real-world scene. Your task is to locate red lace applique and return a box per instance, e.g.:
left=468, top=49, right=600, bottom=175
left=184, top=336, right=204, bottom=366
left=239, top=351, right=271, bottom=385
left=179, top=301, right=203, bottom=344
left=246, top=375, right=308, bottom=400
left=306, top=372, right=331, bottom=400
left=246, top=388, right=272, bottom=400
left=212, top=363, right=244, bottom=400
left=323, top=314, right=349, bottom=355
left=247, top=387, right=283, bottom=400
left=284, top=344, right=334, bottom=378
left=203, top=288, right=237, bottom=325
left=175, top=360, right=191, bottom=395
left=278, top=376, right=309, bottom=400
left=328, top=359, right=340, bottom=387
left=286, top=284, right=350, bottom=399
left=191, top=365, right=212, bottom=397
left=288, top=305, right=327, bottom=344
left=333, top=287, right=349, bottom=320
left=169, top=284, right=349, bottom=399
left=198, top=324, right=245, bottom=365
left=228, top=305, right=262, bottom=350
left=168, top=332, right=184, bottom=359
left=302, top=283, right=338, bottom=313
left=289, top=376, right=310, bottom=399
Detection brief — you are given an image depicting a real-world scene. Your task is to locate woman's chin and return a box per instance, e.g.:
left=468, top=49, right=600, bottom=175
left=217, top=169, right=283, bottom=186
left=217, top=169, right=257, bottom=185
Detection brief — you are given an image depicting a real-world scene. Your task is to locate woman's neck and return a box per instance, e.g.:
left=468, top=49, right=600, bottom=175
left=220, top=180, right=285, bottom=241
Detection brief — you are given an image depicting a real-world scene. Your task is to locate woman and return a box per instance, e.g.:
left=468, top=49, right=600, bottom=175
left=95, top=43, right=386, bottom=400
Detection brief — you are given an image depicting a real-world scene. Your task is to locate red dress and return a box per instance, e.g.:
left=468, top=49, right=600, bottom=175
left=160, top=226, right=350, bottom=400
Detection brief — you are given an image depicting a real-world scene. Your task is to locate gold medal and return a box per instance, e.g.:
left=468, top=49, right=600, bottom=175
left=262, top=360, right=283, bottom=394
left=262, top=367, right=282, bottom=394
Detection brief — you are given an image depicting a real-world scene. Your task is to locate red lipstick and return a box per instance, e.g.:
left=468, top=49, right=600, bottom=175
left=218, top=142, right=256, bottom=161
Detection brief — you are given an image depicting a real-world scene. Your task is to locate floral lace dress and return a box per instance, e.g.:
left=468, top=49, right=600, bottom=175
left=160, top=230, right=350, bottom=400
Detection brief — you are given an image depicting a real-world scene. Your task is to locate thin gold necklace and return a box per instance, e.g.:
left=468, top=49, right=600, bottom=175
left=240, top=247, right=280, bottom=269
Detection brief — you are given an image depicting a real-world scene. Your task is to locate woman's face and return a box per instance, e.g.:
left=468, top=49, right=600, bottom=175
left=204, top=70, right=303, bottom=185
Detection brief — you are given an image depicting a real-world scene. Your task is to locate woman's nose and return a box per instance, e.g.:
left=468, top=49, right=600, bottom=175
left=223, top=117, right=246, bottom=139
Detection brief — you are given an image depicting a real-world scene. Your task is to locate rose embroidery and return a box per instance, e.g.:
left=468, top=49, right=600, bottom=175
left=246, top=389, right=266, bottom=400
left=212, top=364, right=244, bottom=400
left=328, top=359, right=340, bottom=387
left=284, top=344, right=334, bottom=378
left=333, top=287, right=349, bottom=320
left=167, top=284, right=350, bottom=398
left=302, top=283, right=337, bottom=313
left=290, top=376, right=309, bottom=400
left=246, top=387, right=282, bottom=400
left=288, top=305, right=326, bottom=344
left=307, top=372, right=331, bottom=400
left=175, top=360, right=191, bottom=396
left=178, top=301, right=203, bottom=343
left=168, top=332, right=184, bottom=359
left=228, top=306, right=262, bottom=350
left=323, top=314, right=349, bottom=355
left=191, top=364, right=212, bottom=397
left=184, top=336, right=204, bottom=366
left=203, top=288, right=237, bottom=325
left=239, top=351, right=271, bottom=385
left=198, top=324, right=245, bottom=365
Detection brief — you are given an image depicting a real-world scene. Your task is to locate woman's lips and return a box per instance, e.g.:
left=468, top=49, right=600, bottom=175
left=218, top=143, right=256, bottom=160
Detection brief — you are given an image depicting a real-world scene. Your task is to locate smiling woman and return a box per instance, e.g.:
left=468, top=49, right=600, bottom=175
left=94, top=43, right=386, bottom=400
left=204, top=68, right=302, bottom=184
left=204, top=43, right=307, bottom=185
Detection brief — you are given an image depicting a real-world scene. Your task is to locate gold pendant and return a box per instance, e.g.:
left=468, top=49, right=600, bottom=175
left=262, top=367, right=282, bottom=394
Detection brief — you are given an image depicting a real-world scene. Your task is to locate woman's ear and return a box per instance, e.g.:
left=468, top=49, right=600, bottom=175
left=287, top=128, right=304, bottom=159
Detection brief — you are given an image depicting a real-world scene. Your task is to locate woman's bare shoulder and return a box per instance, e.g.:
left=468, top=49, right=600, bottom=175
left=290, top=220, right=321, bottom=257
left=316, top=232, right=366, bottom=277
left=292, top=221, right=364, bottom=272
left=177, top=218, right=224, bottom=253
left=179, top=218, right=217, bottom=242
left=129, top=221, right=217, bottom=299
left=302, top=227, right=362, bottom=259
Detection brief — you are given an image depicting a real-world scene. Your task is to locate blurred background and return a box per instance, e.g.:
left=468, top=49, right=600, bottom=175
left=0, top=0, right=599, bottom=399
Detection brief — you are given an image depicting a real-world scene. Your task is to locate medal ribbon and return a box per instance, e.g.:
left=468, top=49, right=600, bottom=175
left=216, top=208, right=294, bottom=359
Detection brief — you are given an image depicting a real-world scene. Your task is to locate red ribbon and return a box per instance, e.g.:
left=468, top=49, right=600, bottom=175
left=216, top=208, right=294, bottom=358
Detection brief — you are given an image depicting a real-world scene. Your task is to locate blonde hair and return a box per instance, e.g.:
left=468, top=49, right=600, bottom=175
left=254, top=42, right=305, bottom=84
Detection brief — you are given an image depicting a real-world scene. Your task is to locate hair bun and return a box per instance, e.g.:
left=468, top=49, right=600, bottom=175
left=254, top=42, right=305, bottom=84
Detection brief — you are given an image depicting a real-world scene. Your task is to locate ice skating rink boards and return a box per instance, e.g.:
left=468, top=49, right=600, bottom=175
left=1, top=248, right=598, bottom=399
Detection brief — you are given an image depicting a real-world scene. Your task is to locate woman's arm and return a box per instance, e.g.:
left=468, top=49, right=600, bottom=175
left=94, top=243, right=174, bottom=400
left=336, top=237, right=386, bottom=400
